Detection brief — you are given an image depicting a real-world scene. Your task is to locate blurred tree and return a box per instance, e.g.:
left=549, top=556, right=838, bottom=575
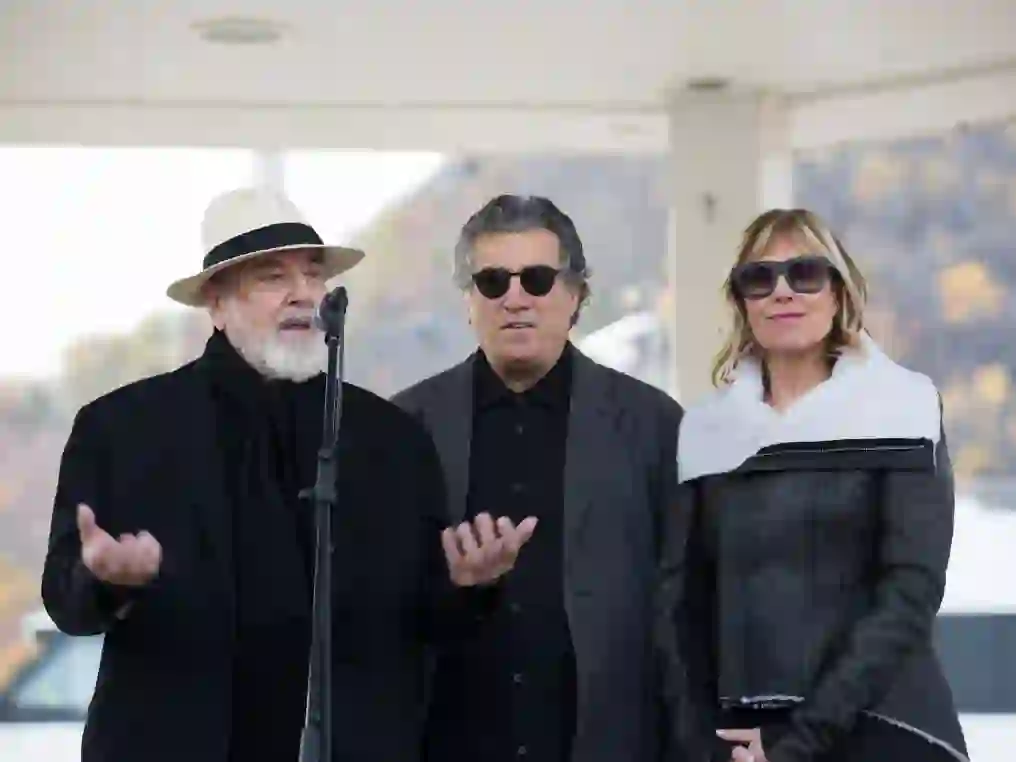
left=798, top=117, right=1016, bottom=479
left=0, top=381, right=56, bottom=428
left=59, top=310, right=209, bottom=411
left=938, top=261, right=1004, bottom=323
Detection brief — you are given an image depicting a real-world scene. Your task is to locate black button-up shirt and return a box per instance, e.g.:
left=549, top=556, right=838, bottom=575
left=424, top=346, right=577, bottom=762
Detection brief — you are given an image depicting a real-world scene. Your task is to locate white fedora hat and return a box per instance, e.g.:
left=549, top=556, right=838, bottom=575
left=166, top=187, right=365, bottom=307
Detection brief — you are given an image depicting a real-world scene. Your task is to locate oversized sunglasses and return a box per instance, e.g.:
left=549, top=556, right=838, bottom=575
left=731, top=255, right=836, bottom=300
left=471, top=265, right=562, bottom=299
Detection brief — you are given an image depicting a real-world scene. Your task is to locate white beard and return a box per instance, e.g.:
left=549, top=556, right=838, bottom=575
left=249, top=332, right=327, bottom=382
left=225, top=317, right=327, bottom=383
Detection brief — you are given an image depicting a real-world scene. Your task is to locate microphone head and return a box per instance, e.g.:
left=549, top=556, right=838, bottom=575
left=323, top=286, right=348, bottom=313
left=314, top=286, right=349, bottom=332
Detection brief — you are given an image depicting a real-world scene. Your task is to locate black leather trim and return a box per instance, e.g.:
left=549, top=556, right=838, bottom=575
left=737, top=437, right=936, bottom=474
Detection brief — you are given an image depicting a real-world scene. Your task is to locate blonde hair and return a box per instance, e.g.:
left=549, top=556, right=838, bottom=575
left=711, top=208, right=868, bottom=387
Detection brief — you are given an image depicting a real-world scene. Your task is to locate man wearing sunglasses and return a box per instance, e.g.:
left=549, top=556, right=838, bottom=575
left=393, top=195, right=684, bottom=762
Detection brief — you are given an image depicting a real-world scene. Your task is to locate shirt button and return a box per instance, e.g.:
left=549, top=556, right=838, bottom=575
left=517, top=746, right=527, bottom=756
left=510, top=482, right=524, bottom=494
left=513, top=672, right=523, bottom=684
left=509, top=602, right=521, bottom=614
left=515, top=423, right=525, bottom=434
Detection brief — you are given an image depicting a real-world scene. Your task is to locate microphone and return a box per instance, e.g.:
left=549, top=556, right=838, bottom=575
left=313, top=286, right=349, bottom=334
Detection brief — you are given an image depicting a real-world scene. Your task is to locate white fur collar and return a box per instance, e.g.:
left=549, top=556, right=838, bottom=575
left=677, top=333, right=941, bottom=484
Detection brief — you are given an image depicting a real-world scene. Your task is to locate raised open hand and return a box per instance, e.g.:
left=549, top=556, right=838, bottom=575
left=78, top=503, right=162, bottom=587
left=441, top=512, right=537, bottom=587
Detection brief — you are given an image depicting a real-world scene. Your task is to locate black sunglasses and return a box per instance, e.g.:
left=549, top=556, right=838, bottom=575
left=731, top=255, right=836, bottom=300
left=471, top=265, right=562, bottom=299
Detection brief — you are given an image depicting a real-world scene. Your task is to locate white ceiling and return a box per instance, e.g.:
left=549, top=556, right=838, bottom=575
left=1, top=0, right=1015, bottom=151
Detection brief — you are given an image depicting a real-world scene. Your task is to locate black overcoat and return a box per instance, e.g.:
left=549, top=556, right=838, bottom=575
left=42, top=356, right=481, bottom=762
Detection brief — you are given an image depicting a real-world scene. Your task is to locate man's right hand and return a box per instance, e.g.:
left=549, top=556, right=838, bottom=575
left=78, top=503, right=162, bottom=587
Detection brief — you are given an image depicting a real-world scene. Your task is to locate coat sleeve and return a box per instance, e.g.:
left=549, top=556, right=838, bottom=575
left=41, top=405, right=139, bottom=636
left=413, top=421, right=500, bottom=647
left=650, top=394, right=684, bottom=563
left=767, top=418, right=955, bottom=762
left=647, top=394, right=686, bottom=761
left=655, top=476, right=718, bottom=762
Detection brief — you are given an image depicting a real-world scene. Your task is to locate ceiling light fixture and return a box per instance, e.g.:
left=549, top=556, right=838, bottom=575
left=191, top=16, right=288, bottom=46
left=686, top=77, right=731, bottom=92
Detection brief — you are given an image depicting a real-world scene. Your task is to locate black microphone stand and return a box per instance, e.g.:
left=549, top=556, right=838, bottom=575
left=299, top=286, right=349, bottom=762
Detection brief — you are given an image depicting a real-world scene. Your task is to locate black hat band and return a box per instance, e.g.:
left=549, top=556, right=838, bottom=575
left=203, top=222, right=324, bottom=270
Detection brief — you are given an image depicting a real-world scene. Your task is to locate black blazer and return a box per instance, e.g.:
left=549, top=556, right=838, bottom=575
left=394, top=348, right=684, bottom=762
left=41, top=359, right=481, bottom=762
left=656, top=355, right=968, bottom=762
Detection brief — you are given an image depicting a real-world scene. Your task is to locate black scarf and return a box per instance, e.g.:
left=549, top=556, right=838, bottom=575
left=197, top=327, right=318, bottom=623
left=197, top=329, right=320, bottom=759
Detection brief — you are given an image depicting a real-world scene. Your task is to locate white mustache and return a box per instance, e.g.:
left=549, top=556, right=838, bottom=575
left=277, top=314, right=315, bottom=329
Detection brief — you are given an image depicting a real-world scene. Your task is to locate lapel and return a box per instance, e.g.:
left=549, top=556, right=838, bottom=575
left=562, top=349, right=616, bottom=559
left=427, top=359, right=475, bottom=522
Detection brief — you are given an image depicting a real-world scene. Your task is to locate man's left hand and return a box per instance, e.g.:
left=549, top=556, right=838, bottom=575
left=442, top=512, right=537, bottom=587
left=716, top=728, right=768, bottom=762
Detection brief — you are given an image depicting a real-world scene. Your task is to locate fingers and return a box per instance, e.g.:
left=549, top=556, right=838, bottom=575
left=515, top=516, right=538, bottom=545
left=442, top=513, right=539, bottom=585
left=441, top=527, right=460, bottom=565
left=136, top=531, right=162, bottom=575
left=496, top=516, right=538, bottom=555
left=473, top=512, right=499, bottom=549
left=77, top=503, right=98, bottom=540
left=716, top=729, right=755, bottom=743
left=117, top=533, right=139, bottom=560
left=79, top=506, right=162, bottom=585
left=455, top=519, right=482, bottom=563
left=98, top=537, right=160, bottom=585
left=441, top=519, right=484, bottom=575
left=717, top=729, right=759, bottom=762
left=85, top=535, right=122, bottom=581
left=119, top=532, right=161, bottom=579
left=80, top=502, right=115, bottom=578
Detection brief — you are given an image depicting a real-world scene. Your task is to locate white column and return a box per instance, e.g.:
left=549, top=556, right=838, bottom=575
left=664, top=90, right=793, bottom=405
left=253, top=149, right=286, bottom=192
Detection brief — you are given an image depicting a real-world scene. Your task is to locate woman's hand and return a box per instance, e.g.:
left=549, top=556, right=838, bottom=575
left=717, top=728, right=768, bottom=762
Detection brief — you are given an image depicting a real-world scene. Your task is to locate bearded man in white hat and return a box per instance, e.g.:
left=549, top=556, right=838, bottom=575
left=40, top=187, right=536, bottom=762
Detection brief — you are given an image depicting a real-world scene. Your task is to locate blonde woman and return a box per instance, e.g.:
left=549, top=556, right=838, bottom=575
left=656, top=209, right=967, bottom=762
